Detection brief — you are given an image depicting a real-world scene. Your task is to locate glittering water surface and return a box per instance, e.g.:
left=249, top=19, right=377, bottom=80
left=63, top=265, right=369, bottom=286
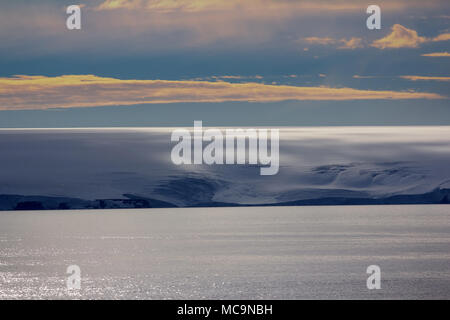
left=0, top=205, right=449, bottom=299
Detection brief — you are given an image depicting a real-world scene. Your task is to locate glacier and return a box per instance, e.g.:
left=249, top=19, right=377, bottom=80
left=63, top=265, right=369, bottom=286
left=0, top=126, right=449, bottom=210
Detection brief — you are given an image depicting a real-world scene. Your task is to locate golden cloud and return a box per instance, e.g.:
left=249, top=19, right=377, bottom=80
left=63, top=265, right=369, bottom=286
left=431, top=33, right=450, bottom=42
left=372, top=24, right=450, bottom=49
left=371, top=24, right=427, bottom=49
left=338, top=37, right=364, bottom=49
left=0, top=75, right=444, bottom=111
left=400, top=75, right=450, bottom=81
left=421, top=52, right=450, bottom=57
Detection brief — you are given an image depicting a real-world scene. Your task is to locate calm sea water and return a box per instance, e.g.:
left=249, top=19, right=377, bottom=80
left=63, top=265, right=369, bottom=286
left=0, top=205, right=449, bottom=299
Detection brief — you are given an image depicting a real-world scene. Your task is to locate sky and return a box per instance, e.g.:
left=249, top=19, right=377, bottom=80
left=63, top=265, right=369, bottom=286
left=0, top=0, right=449, bottom=127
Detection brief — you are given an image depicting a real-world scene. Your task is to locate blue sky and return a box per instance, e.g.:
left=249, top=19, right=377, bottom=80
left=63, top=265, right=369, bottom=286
left=0, top=0, right=449, bottom=126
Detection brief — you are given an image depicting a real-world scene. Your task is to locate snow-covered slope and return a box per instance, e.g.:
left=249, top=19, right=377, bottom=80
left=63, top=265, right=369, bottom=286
left=0, top=127, right=449, bottom=209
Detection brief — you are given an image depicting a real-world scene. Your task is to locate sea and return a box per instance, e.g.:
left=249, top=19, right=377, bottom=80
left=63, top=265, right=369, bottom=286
left=1, top=205, right=449, bottom=299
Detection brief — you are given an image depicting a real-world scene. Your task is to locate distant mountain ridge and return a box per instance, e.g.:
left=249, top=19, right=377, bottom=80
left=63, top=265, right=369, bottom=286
left=1, top=187, right=449, bottom=211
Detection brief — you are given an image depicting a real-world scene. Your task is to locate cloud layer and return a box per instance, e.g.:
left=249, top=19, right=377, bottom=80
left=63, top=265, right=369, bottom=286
left=0, top=75, right=444, bottom=111
left=302, top=24, right=450, bottom=50
left=95, top=0, right=437, bottom=13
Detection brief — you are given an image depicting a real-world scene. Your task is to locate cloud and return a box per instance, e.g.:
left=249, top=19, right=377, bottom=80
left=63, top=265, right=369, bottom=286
left=400, top=75, right=450, bottom=81
left=189, top=75, right=264, bottom=81
left=0, top=75, right=444, bottom=111
left=95, top=0, right=436, bottom=13
left=2, top=2, right=449, bottom=56
left=421, top=52, right=450, bottom=57
left=353, top=75, right=378, bottom=79
left=303, top=37, right=337, bottom=45
left=337, top=37, right=364, bottom=49
left=431, top=33, right=450, bottom=42
left=303, top=37, right=363, bottom=50
left=96, top=0, right=242, bottom=12
left=353, top=75, right=450, bottom=81
left=213, top=75, right=264, bottom=80
left=371, top=24, right=450, bottom=49
left=371, top=24, right=427, bottom=49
